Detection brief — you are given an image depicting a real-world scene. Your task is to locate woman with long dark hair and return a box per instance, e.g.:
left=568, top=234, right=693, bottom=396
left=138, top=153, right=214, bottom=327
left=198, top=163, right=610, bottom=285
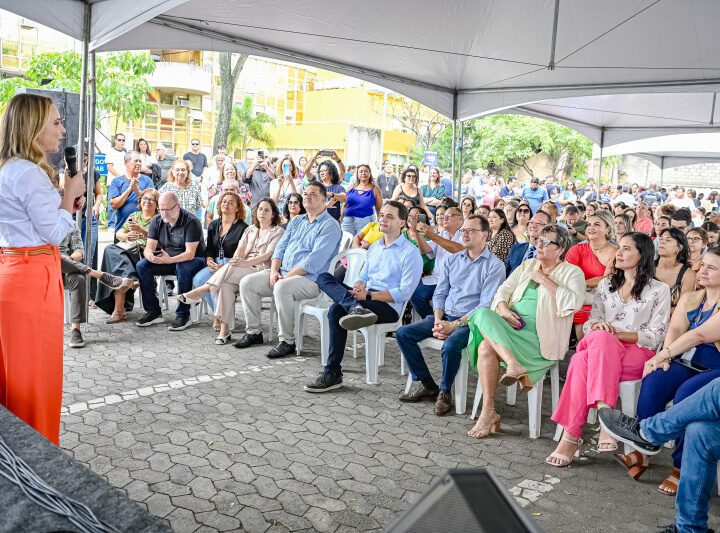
left=487, top=208, right=516, bottom=261
left=511, top=202, right=532, bottom=242
left=341, top=164, right=383, bottom=234
left=282, top=192, right=306, bottom=227
left=391, top=166, right=432, bottom=218
left=0, top=93, right=86, bottom=444
left=655, top=228, right=696, bottom=310
left=461, top=195, right=477, bottom=220
left=546, top=232, right=671, bottom=467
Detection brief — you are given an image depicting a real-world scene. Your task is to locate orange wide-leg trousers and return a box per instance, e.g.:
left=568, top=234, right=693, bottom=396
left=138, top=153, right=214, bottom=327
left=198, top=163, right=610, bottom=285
left=0, top=246, right=64, bottom=445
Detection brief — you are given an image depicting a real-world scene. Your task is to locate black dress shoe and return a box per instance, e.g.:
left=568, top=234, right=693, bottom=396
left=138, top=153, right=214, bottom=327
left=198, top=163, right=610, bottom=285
left=233, top=332, right=264, bottom=349
left=266, top=341, right=296, bottom=359
left=399, top=383, right=439, bottom=402
left=339, top=305, right=378, bottom=331
left=598, top=408, right=662, bottom=455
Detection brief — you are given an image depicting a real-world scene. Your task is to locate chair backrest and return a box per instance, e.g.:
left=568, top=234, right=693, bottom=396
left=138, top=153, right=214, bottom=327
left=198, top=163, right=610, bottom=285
left=339, top=231, right=354, bottom=252
left=328, top=248, right=367, bottom=285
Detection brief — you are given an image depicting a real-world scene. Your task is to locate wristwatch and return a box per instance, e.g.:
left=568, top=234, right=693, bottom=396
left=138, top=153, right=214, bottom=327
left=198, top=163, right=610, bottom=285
left=456, top=318, right=467, bottom=329
left=365, top=291, right=372, bottom=301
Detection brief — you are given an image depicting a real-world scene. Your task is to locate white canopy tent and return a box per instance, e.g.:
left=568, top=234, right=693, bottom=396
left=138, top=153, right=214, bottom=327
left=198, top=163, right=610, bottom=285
left=5, top=0, right=720, bottom=243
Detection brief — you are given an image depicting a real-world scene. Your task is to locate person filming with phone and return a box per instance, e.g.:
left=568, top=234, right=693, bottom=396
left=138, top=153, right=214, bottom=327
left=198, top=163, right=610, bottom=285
left=0, top=93, right=87, bottom=445
left=467, top=225, right=585, bottom=440
left=245, top=149, right=275, bottom=206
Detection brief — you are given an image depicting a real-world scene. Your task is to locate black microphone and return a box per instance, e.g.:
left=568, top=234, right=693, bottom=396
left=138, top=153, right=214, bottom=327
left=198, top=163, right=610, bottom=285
left=64, top=147, right=83, bottom=210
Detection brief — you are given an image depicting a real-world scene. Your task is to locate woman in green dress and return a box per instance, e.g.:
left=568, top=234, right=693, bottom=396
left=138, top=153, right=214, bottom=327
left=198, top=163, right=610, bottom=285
left=467, top=224, right=586, bottom=438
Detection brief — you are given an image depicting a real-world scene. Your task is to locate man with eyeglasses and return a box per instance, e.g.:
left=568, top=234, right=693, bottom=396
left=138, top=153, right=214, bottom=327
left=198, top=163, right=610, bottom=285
left=135, top=191, right=206, bottom=330
left=409, top=206, right=465, bottom=319
left=108, top=151, right=155, bottom=235
left=396, top=214, right=505, bottom=414
left=235, top=182, right=341, bottom=357
left=183, top=138, right=208, bottom=179
left=105, top=133, right=127, bottom=179
left=304, top=200, right=424, bottom=393
left=504, top=209, right=551, bottom=276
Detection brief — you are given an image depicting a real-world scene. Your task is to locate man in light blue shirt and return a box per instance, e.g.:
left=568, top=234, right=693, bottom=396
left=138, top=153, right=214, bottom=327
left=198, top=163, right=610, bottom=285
left=396, top=214, right=506, bottom=415
left=520, top=177, right=549, bottom=214
left=235, top=182, right=341, bottom=358
left=304, top=200, right=424, bottom=393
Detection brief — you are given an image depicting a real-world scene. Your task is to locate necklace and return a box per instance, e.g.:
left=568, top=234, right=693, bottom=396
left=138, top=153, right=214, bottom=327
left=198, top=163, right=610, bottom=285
left=590, top=241, right=609, bottom=252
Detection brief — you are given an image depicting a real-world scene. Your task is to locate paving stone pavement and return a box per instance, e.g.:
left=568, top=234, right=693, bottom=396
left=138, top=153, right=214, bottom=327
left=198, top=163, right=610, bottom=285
left=59, top=301, right=720, bottom=533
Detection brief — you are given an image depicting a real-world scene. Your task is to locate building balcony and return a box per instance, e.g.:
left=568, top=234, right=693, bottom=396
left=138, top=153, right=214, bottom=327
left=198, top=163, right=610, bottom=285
left=148, top=62, right=212, bottom=95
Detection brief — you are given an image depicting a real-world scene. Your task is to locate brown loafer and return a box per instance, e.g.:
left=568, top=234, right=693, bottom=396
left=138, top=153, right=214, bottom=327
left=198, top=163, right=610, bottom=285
left=434, top=391, right=453, bottom=416
left=399, top=383, right=439, bottom=402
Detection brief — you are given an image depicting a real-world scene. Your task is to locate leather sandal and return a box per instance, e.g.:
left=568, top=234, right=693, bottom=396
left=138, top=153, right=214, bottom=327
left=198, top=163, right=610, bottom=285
left=468, top=409, right=501, bottom=439
left=499, top=363, right=532, bottom=391
left=658, top=467, right=680, bottom=496
left=614, top=451, right=649, bottom=480
left=545, top=437, right=583, bottom=467
left=596, top=437, right=618, bottom=453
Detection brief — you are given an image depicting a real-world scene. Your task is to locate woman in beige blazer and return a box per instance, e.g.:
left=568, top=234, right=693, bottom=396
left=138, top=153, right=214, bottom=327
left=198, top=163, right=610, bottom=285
left=466, top=224, right=586, bottom=438
left=179, top=198, right=285, bottom=344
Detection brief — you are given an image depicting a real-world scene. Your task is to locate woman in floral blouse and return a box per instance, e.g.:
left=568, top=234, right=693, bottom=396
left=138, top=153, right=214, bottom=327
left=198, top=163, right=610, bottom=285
left=159, top=159, right=203, bottom=215
left=487, top=208, right=516, bottom=261
left=546, top=232, right=671, bottom=467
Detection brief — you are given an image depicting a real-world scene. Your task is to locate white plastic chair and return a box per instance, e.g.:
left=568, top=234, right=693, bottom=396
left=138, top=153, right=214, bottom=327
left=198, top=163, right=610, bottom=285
left=354, top=318, right=404, bottom=384
left=159, top=274, right=176, bottom=310
left=472, top=362, right=560, bottom=439
left=554, top=378, right=642, bottom=453
left=294, top=248, right=368, bottom=360
left=402, top=338, right=470, bottom=415
left=63, top=289, right=71, bottom=325
left=339, top=231, right=354, bottom=252
left=263, top=296, right=277, bottom=342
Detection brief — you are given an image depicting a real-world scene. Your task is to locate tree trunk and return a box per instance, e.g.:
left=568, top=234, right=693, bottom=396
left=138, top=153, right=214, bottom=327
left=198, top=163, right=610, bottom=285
left=213, top=53, right=248, bottom=154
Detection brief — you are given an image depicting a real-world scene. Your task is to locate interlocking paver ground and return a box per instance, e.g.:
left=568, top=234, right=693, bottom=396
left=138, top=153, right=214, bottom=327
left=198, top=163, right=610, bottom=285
left=57, top=245, right=719, bottom=532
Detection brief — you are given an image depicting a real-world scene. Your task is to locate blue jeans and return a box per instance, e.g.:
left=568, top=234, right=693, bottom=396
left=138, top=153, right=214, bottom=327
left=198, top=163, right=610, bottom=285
left=317, top=272, right=399, bottom=376
left=136, top=257, right=206, bottom=319
left=410, top=282, right=436, bottom=319
left=641, top=377, right=720, bottom=533
left=636, top=353, right=720, bottom=468
left=396, top=314, right=469, bottom=392
left=192, top=257, right=230, bottom=312
left=341, top=214, right=376, bottom=235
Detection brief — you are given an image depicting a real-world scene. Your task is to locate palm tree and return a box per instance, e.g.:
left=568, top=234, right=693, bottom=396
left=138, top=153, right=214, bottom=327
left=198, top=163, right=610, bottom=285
left=227, top=96, right=276, bottom=153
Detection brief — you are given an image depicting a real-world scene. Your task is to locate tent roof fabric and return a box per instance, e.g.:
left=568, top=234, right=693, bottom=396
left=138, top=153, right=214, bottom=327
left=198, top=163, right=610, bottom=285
left=592, top=133, right=720, bottom=169
left=6, top=0, right=720, bottom=125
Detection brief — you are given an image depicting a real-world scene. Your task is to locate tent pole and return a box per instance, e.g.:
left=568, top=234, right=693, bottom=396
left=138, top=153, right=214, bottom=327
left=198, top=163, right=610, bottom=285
left=597, top=127, right=605, bottom=185
left=451, top=120, right=458, bottom=201
left=457, top=121, right=465, bottom=202
left=660, top=156, right=665, bottom=188
left=84, top=51, right=97, bottom=268
left=75, top=2, right=91, bottom=229
left=548, top=0, right=560, bottom=70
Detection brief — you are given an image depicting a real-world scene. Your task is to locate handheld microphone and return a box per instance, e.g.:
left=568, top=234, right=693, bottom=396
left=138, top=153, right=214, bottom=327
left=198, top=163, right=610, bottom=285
left=64, top=147, right=84, bottom=210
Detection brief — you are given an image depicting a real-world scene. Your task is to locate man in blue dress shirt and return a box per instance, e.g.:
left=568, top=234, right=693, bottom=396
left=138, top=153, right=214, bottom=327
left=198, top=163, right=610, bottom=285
left=304, top=200, right=424, bottom=393
left=396, top=214, right=506, bottom=415
left=234, top=182, right=342, bottom=358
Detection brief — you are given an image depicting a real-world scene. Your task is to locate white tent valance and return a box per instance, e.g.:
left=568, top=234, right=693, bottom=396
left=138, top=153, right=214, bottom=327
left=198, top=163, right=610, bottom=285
left=591, top=133, right=720, bottom=169
left=6, top=0, right=720, bottom=121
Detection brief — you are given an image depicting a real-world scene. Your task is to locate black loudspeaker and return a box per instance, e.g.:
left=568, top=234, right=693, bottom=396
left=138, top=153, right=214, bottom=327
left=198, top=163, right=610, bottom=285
left=386, top=469, right=541, bottom=533
left=16, top=87, right=81, bottom=172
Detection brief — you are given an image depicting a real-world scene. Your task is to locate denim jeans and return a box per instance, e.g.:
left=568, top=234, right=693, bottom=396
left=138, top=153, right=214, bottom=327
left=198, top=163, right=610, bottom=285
left=192, top=257, right=230, bottom=312
left=410, top=282, right=436, bottom=320
left=341, top=214, right=376, bottom=235
left=136, top=257, right=206, bottom=319
left=317, top=272, right=398, bottom=376
left=641, top=377, right=720, bottom=533
left=396, top=314, right=469, bottom=392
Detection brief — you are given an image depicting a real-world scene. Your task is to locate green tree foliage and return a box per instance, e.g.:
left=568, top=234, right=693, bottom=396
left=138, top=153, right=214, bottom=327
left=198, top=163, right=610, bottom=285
left=227, top=96, right=276, bottom=152
left=415, top=115, right=592, bottom=178
left=0, top=51, right=155, bottom=130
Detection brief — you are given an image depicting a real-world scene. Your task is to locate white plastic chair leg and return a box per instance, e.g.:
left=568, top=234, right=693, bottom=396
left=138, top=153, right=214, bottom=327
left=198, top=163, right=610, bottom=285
left=471, top=379, right=483, bottom=420
left=619, top=380, right=641, bottom=455
left=319, top=314, right=330, bottom=366
left=400, top=354, right=407, bottom=376
left=160, top=277, right=169, bottom=310
left=550, top=362, right=560, bottom=412
left=268, top=299, right=276, bottom=342
left=364, top=330, right=379, bottom=385
left=506, top=383, right=517, bottom=406
left=352, top=330, right=358, bottom=358
left=454, top=351, right=469, bottom=415
left=405, top=373, right=412, bottom=394
left=295, top=314, right=305, bottom=354
left=527, top=377, right=544, bottom=439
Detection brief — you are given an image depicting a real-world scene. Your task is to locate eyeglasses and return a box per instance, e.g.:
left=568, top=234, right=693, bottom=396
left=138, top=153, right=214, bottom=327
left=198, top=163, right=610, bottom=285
left=435, top=215, right=446, bottom=220
left=287, top=200, right=301, bottom=205
left=158, top=204, right=178, bottom=213
left=446, top=213, right=462, bottom=219
left=517, top=208, right=531, bottom=214
left=141, top=197, right=156, bottom=204
left=460, top=228, right=486, bottom=235
left=116, top=138, right=126, bottom=142
left=191, top=142, right=199, bottom=146
left=537, top=239, right=560, bottom=248
left=688, top=236, right=705, bottom=243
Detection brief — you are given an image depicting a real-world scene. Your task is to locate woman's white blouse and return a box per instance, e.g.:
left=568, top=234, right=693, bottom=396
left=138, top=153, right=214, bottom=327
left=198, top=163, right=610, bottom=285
left=0, top=158, right=74, bottom=247
left=585, top=277, right=671, bottom=351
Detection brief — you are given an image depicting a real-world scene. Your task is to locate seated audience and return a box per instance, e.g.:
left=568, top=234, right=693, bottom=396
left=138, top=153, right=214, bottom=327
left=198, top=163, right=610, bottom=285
left=420, top=167, right=446, bottom=214
left=159, top=159, right=203, bottom=216
left=187, top=191, right=248, bottom=326
left=341, top=164, right=383, bottom=234
left=135, top=191, right=207, bottom=331
left=96, top=188, right=160, bottom=323
left=505, top=210, right=551, bottom=276
left=701, top=221, right=719, bottom=245
left=670, top=208, right=692, bottom=234
left=487, top=208, right=516, bottom=261
left=503, top=198, right=520, bottom=223
left=304, top=201, right=423, bottom=393
left=562, top=205, right=588, bottom=245
left=108, top=151, right=155, bottom=231
left=391, top=166, right=432, bottom=219
left=614, top=212, right=634, bottom=241
left=687, top=227, right=708, bottom=272
left=476, top=204, right=491, bottom=218
left=460, top=195, right=477, bottom=219
left=655, top=228, right=696, bottom=310
left=236, top=182, right=341, bottom=357
left=397, top=214, right=506, bottom=415
left=511, top=203, right=532, bottom=242
left=207, top=171, right=251, bottom=225
left=547, top=232, right=670, bottom=467
left=403, top=206, right=435, bottom=278
left=599, top=377, right=720, bottom=533
left=540, top=201, right=559, bottom=223
left=60, top=225, right=134, bottom=348
left=409, top=206, right=465, bottom=319
left=468, top=225, right=584, bottom=437
left=282, top=192, right=306, bottom=227
left=565, top=210, right=618, bottom=342
left=179, top=199, right=285, bottom=345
